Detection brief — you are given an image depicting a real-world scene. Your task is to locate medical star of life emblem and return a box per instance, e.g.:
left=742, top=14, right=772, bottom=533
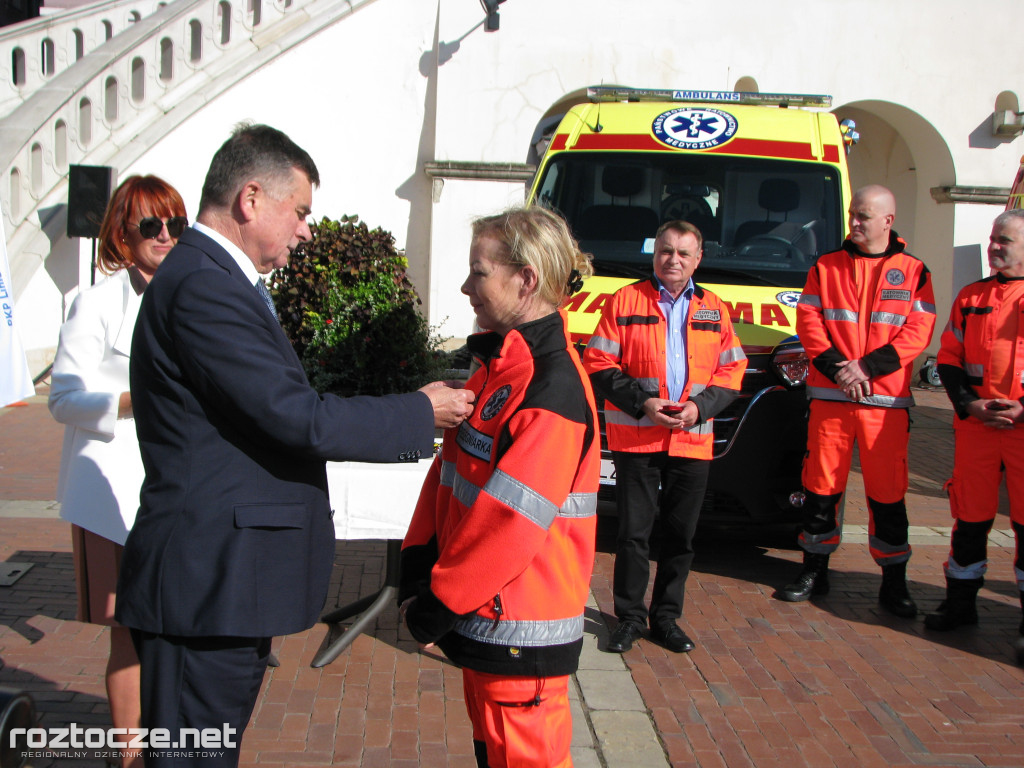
left=886, top=268, right=906, bottom=286
left=652, top=108, right=738, bottom=149
left=480, top=385, right=512, bottom=421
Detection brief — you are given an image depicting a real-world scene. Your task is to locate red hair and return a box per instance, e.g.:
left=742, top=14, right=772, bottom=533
left=96, top=175, right=187, bottom=275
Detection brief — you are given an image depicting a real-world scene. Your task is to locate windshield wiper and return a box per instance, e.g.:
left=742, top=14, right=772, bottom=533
left=694, top=266, right=785, bottom=287
left=592, top=261, right=650, bottom=279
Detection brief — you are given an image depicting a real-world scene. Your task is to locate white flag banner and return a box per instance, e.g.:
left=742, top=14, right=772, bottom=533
left=0, top=216, right=36, bottom=406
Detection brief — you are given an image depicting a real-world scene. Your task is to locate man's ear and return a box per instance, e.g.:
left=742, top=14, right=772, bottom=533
left=236, top=181, right=261, bottom=223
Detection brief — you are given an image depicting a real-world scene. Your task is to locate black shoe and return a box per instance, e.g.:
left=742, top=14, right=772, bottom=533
left=775, top=552, right=830, bottom=603
left=924, top=599, right=979, bottom=631
left=878, top=562, right=918, bottom=618
left=649, top=623, right=695, bottom=653
left=606, top=621, right=643, bottom=653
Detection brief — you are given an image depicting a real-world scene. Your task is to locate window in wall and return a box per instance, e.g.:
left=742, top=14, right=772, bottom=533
left=79, top=98, right=92, bottom=145
left=12, top=48, right=26, bottom=86
left=30, top=143, right=43, bottom=196
left=218, top=2, right=231, bottom=45
left=159, top=38, right=173, bottom=81
left=73, top=29, right=85, bottom=60
left=105, top=76, right=118, bottom=122
left=131, top=57, right=145, bottom=102
left=54, top=120, right=68, bottom=169
left=102, top=20, right=113, bottom=40
left=41, top=38, right=55, bottom=76
left=10, top=169, right=21, bottom=219
left=248, top=0, right=261, bottom=26
left=129, top=10, right=141, bottom=22
left=189, top=20, right=202, bottom=62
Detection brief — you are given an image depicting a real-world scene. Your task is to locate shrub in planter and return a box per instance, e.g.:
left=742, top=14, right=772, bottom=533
left=269, top=215, right=450, bottom=397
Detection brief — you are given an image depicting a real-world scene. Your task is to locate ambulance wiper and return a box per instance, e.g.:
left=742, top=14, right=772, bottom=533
left=694, top=266, right=783, bottom=287
left=591, top=260, right=650, bottom=279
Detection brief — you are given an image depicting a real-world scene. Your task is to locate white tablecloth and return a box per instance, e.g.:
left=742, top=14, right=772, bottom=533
left=326, top=458, right=434, bottom=540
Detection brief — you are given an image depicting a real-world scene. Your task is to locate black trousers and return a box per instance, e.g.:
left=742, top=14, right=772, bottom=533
left=131, top=630, right=271, bottom=767
left=611, top=451, right=709, bottom=627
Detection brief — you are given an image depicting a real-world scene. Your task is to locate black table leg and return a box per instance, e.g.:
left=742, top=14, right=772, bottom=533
left=310, top=539, right=402, bottom=668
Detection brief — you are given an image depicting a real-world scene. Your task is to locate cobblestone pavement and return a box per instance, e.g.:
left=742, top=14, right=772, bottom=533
left=2, top=385, right=1022, bottom=767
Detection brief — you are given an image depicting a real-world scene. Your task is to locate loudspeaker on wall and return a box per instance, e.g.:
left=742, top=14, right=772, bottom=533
left=67, top=165, right=116, bottom=239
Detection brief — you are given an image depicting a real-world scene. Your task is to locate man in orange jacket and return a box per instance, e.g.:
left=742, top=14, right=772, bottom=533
left=927, top=208, right=1024, bottom=664
left=583, top=220, right=746, bottom=654
left=776, top=185, right=936, bottom=616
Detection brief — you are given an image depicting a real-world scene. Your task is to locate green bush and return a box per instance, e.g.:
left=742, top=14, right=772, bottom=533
left=269, top=215, right=450, bottom=397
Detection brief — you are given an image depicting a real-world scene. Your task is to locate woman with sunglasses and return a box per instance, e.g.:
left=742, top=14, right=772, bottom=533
left=49, top=174, right=186, bottom=768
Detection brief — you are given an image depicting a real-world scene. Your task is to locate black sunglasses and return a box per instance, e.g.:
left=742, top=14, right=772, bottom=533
left=132, top=216, right=188, bottom=239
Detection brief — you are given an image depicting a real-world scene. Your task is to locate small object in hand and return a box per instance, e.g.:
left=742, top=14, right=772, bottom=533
left=660, top=405, right=683, bottom=415
left=986, top=402, right=1012, bottom=411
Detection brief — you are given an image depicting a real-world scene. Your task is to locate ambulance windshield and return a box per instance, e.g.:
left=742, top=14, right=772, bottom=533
left=534, top=152, right=844, bottom=286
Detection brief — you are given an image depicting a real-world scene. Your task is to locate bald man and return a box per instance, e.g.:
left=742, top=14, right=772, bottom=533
left=775, top=185, right=936, bottom=616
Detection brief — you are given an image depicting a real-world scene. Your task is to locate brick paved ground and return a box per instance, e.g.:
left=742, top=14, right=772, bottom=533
left=2, top=384, right=1023, bottom=767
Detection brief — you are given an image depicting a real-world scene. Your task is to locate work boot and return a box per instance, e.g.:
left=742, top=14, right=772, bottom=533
left=878, top=561, right=918, bottom=618
left=775, top=552, right=830, bottom=602
left=1016, top=592, right=1024, bottom=666
left=924, top=577, right=982, bottom=631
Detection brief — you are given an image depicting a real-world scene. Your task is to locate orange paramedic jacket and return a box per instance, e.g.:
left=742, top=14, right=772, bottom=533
left=798, top=233, right=936, bottom=408
left=581, top=277, right=746, bottom=460
left=400, top=310, right=600, bottom=678
left=936, top=273, right=1024, bottom=420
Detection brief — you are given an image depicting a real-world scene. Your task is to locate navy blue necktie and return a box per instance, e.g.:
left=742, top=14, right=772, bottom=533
left=256, top=280, right=279, bottom=322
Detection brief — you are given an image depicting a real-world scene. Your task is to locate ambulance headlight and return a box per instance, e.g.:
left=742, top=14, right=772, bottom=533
left=771, top=344, right=808, bottom=387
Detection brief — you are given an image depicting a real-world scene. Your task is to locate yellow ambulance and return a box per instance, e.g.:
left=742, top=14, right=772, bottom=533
left=529, top=87, right=856, bottom=523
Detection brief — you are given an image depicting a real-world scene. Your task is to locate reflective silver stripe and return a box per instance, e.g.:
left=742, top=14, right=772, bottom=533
left=690, top=382, right=706, bottom=395
left=439, top=459, right=456, bottom=488
left=965, top=363, right=984, bottom=379
left=719, top=346, right=747, bottom=364
left=798, top=293, right=821, bottom=308
left=561, top=492, right=598, bottom=518
left=912, top=300, right=936, bottom=315
left=801, top=527, right=840, bottom=554
left=806, top=387, right=914, bottom=408
left=947, top=556, right=987, bottom=581
left=636, top=377, right=660, bottom=393
left=456, top=421, right=493, bottom=462
left=870, top=311, right=906, bottom=327
left=586, top=335, right=620, bottom=356
left=452, top=471, right=482, bottom=509
left=604, top=408, right=657, bottom=428
left=1015, top=565, right=1024, bottom=592
left=823, top=308, right=858, bottom=322
left=455, top=613, right=584, bottom=647
left=870, top=537, right=910, bottom=556
left=952, top=327, right=964, bottom=343
left=483, top=469, right=559, bottom=529
left=685, top=420, right=712, bottom=435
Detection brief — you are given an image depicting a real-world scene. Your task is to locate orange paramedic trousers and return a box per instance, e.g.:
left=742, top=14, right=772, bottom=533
left=801, top=400, right=911, bottom=564
left=462, top=669, right=572, bottom=768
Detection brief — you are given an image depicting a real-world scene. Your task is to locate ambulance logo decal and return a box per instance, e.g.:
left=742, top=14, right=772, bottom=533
left=480, top=385, right=512, bottom=421
left=776, top=291, right=801, bottom=308
left=653, top=108, right=738, bottom=150
left=886, top=269, right=906, bottom=286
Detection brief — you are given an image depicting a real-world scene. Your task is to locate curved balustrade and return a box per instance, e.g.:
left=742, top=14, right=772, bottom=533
left=0, top=0, right=375, bottom=293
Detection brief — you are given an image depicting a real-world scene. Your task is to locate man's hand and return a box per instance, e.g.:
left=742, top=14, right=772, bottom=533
left=835, top=359, right=872, bottom=402
left=966, top=398, right=1022, bottom=429
left=399, top=596, right=435, bottom=650
left=642, top=398, right=699, bottom=429
left=420, top=381, right=475, bottom=429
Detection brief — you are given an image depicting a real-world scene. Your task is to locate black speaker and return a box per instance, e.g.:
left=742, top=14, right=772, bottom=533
left=67, top=164, right=116, bottom=239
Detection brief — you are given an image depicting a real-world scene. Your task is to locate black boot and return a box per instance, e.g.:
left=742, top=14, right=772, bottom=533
left=776, top=552, right=830, bottom=602
left=924, top=577, right=982, bottom=631
left=1016, top=592, right=1024, bottom=666
left=878, top=561, right=917, bottom=618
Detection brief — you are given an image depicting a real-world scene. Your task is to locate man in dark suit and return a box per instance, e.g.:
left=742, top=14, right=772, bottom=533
left=115, top=124, right=474, bottom=766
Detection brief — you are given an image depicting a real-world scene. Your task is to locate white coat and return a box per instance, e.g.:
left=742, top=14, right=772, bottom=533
left=49, top=269, right=145, bottom=545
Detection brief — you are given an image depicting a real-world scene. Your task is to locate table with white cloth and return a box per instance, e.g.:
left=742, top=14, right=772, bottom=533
left=312, top=458, right=433, bottom=667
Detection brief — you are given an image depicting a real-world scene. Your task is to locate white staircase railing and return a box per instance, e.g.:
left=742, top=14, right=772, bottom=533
left=1, top=0, right=378, bottom=294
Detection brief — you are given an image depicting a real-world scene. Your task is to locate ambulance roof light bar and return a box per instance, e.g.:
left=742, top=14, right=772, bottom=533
left=587, top=87, right=833, bottom=109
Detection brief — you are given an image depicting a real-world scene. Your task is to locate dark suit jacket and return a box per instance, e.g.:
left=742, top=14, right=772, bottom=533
left=116, top=227, right=434, bottom=638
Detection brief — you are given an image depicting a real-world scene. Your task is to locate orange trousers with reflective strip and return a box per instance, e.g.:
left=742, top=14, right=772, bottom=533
left=462, top=669, right=572, bottom=768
